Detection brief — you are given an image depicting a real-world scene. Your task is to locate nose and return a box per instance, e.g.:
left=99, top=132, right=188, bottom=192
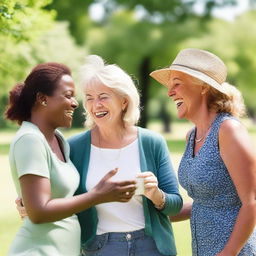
left=71, top=97, right=79, bottom=109
left=167, top=87, right=175, bottom=98
left=94, top=98, right=103, bottom=107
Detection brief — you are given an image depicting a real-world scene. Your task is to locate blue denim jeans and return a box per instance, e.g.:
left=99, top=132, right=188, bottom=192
left=81, top=229, right=171, bottom=256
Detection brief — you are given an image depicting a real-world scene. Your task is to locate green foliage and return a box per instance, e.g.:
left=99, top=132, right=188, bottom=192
left=179, top=10, right=256, bottom=117
left=0, top=0, right=56, bottom=96
left=47, top=0, right=93, bottom=44
left=0, top=22, right=85, bottom=128
left=0, top=0, right=55, bottom=41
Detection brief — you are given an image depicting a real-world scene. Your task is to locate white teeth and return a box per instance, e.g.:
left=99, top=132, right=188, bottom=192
left=174, top=99, right=183, bottom=107
left=65, top=110, right=74, bottom=117
left=95, top=111, right=108, bottom=117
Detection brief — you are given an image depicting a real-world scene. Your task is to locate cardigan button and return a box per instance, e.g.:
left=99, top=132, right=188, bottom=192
left=126, top=233, right=132, bottom=240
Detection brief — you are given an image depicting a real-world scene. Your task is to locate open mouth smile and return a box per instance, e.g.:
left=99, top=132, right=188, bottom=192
left=95, top=111, right=108, bottom=118
left=174, top=99, right=184, bottom=108
left=65, top=110, right=74, bottom=118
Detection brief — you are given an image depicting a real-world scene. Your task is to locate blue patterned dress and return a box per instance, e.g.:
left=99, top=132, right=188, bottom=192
left=178, top=113, right=256, bottom=256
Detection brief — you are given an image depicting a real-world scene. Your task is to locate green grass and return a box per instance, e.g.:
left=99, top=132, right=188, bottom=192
left=0, top=214, right=21, bottom=252
left=167, top=139, right=186, bottom=154
left=0, top=144, right=9, bottom=155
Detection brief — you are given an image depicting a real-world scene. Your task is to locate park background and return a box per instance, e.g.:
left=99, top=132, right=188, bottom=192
left=1, top=0, right=256, bottom=255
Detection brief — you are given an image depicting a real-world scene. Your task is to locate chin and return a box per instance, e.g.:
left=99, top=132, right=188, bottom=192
left=177, top=112, right=185, bottom=119
left=62, top=120, right=72, bottom=128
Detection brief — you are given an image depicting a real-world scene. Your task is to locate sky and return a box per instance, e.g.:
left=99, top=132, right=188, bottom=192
left=89, top=0, right=252, bottom=22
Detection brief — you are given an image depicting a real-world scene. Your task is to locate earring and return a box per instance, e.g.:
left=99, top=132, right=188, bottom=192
left=41, top=101, right=47, bottom=107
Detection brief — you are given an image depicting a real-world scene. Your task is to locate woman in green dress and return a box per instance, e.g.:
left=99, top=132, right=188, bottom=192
left=5, top=62, right=136, bottom=256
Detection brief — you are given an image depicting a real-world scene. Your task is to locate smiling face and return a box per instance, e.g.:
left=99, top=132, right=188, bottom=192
left=167, top=71, right=204, bottom=120
left=45, top=74, right=78, bottom=128
left=84, top=81, right=127, bottom=129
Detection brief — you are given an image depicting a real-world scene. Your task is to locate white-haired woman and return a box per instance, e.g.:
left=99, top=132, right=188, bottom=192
left=68, top=55, right=183, bottom=256
left=150, top=48, right=256, bottom=256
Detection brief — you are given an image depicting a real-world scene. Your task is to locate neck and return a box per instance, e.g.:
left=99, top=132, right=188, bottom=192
left=193, top=111, right=217, bottom=143
left=30, top=112, right=56, bottom=143
left=101, top=127, right=125, bottom=140
left=92, top=125, right=137, bottom=148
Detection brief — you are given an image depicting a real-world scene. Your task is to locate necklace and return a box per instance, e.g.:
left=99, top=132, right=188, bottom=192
left=195, top=126, right=211, bottom=143
left=195, top=135, right=206, bottom=143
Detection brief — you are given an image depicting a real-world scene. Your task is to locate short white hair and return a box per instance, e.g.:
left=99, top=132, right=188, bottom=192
left=80, top=55, right=140, bottom=128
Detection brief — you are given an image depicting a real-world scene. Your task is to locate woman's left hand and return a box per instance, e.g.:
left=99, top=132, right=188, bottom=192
left=136, top=172, right=163, bottom=206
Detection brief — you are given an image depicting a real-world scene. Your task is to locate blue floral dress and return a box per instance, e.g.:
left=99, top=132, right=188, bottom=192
left=178, top=113, right=256, bottom=256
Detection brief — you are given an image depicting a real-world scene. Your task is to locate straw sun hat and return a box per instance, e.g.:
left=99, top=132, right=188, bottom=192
left=150, top=48, right=228, bottom=95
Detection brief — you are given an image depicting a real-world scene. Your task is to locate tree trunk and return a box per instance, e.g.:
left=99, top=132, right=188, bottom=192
left=138, top=56, right=150, bottom=128
left=159, top=102, right=172, bottom=133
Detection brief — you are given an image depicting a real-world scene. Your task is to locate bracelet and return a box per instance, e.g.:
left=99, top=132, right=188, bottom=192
left=154, top=189, right=166, bottom=210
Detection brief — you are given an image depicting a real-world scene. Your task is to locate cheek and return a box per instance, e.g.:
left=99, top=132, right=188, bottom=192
left=84, top=101, right=92, bottom=110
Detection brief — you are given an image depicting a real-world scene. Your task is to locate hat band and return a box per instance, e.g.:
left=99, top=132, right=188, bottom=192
left=171, top=64, right=221, bottom=85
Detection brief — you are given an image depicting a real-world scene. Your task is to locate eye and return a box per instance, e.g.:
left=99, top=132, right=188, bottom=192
left=85, top=97, right=93, bottom=101
left=65, top=94, right=72, bottom=99
left=99, top=95, right=109, bottom=100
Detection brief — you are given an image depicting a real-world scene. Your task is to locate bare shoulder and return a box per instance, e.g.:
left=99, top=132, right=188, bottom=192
left=219, top=118, right=254, bottom=153
left=219, top=118, right=248, bottom=138
left=220, top=118, right=243, bottom=130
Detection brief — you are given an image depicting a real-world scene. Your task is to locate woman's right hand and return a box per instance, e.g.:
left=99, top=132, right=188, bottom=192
left=15, top=197, right=27, bottom=219
left=91, top=168, right=136, bottom=203
left=15, top=168, right=136, bottom=221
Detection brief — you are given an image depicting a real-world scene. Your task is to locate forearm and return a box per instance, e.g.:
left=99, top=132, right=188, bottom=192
left=169, top=201, right=192, bottom=221
left=26, top=190, right=101, bottom=224
left=221, top=203, right=256, bottom=255
left=20, top=170, right=136, bottom=224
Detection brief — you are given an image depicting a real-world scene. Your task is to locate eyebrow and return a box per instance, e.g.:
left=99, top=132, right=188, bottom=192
left=173, top=77, right=182, bottom=81
left=86, top=92, right=110, bottom=97
left=63, top=89, right=74, bottom=94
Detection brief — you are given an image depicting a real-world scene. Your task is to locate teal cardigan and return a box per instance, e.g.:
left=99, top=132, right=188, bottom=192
left=68, top=127, right=183, bottom=256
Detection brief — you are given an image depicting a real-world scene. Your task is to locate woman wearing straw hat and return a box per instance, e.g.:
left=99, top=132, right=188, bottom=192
left=150, top=48, right=256, bottom=256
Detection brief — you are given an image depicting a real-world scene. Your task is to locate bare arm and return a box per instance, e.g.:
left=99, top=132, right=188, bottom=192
left=20, top=168, right=136, bottom=224
left=169, top=128, right=193, bottom=222
left=169, top=201, right=192, bottom=222
left=216, top=120, right=256, bottom=256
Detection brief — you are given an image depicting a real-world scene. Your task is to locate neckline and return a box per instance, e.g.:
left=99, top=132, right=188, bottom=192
left=23, top=122, right=68, bottom=163
left=91, top=138, right=138, bottom=151
left=191, top=114, right=219, bottom=158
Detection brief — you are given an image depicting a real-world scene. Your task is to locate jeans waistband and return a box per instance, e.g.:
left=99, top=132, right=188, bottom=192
left=98, top=229, right=145, bottom=242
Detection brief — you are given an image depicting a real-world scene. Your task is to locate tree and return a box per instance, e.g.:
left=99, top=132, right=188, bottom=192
left=48, top=0, right=255, bottom=127
left=0, top=0, right=54, bottom=41
left=179, top=10, right=256, bottom=120
left=0, top=21, right=84, bottom=128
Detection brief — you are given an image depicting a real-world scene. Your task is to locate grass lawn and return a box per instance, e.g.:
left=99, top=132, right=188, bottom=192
left=1, top=119, right=255, bottom=256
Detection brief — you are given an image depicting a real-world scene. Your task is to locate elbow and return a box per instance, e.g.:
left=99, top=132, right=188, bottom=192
left=241, top=200, right=256, bottom=215
left=28, top=211, right=48, bottom=224
left=29, top=215, right=45, bottom=224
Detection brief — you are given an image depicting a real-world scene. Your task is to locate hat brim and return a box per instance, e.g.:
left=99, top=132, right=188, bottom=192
left=150, top=65, right=227, bottom=95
